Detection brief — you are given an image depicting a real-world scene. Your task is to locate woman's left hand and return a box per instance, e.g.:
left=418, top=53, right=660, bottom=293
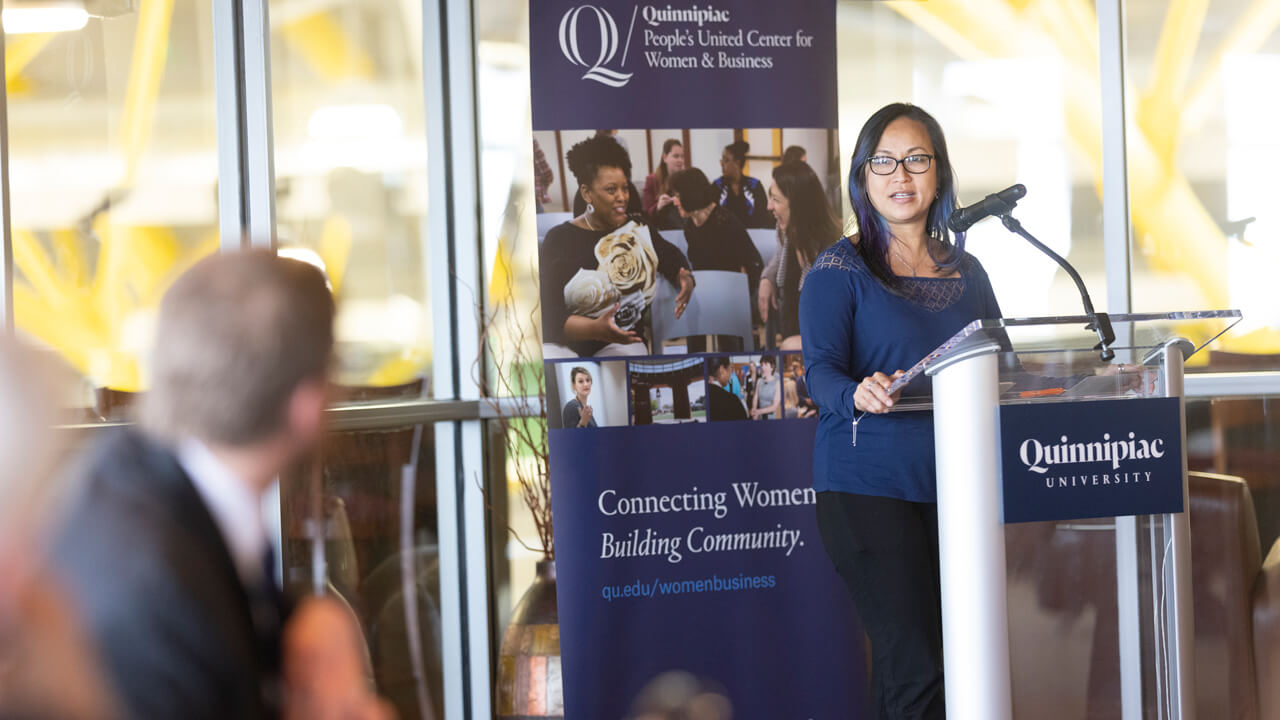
left=674, top=268, right=695, bottom=319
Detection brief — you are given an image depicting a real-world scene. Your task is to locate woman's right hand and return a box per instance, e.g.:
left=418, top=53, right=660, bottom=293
left=853, top=370, right=905, bottom=414
left=597, top=304, right=644, bottom=345
left=656, top=193, right=674, bottom=210
left=578, top=405, right=594, bottom=427
left=758, top=278, right=776, bottom=322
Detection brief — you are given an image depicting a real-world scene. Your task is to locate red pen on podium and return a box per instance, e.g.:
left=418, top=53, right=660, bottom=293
left=1018, top=387, right=1066, bottom=399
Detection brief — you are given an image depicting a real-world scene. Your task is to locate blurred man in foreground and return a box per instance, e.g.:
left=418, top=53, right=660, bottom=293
left=50, top=251, right=391, bottom=720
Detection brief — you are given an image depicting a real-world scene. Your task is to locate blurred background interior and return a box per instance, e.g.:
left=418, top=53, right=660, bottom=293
left=4, top=0, right=1278, bottom=718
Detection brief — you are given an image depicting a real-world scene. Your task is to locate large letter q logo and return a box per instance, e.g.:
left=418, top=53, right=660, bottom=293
left=558, top=5, right=634, bottom=87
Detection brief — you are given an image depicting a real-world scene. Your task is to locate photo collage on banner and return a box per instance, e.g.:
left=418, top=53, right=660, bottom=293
left=546, top=352, right=817, bottom=428
left=531, top=2, right=865, bottom=718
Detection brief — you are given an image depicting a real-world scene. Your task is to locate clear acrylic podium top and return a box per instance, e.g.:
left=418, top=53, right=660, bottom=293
left=890, top=310, right=1242, bottom=409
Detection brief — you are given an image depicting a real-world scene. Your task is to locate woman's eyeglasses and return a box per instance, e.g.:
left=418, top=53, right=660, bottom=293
left=866, top=154, right=934, bottom=175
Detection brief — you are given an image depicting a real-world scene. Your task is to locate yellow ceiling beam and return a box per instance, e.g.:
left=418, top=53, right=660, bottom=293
left=5, top=33, right=54, bottom=91
left=128, top=226, right=181, bottom=296
left=890, top=0, right=1024, bottom=60
left=888, top=2, right=986, bottom=60
left=890, top=0, right=1230, bottom=311
left=148, top=231, right=220, bottom=304
left=488, top=229, right=515, bottom=306
left=367, top=349, right=430, bottom=387
left=1136, top=0, right=1209, bottom=163
left=318, top=215, right=353, bottom=295
left=1028, top=0, right=1098, bottom=71
left=1182, top=0, right=1280, bottom=138
left=90, top=220, right=132, bottom=341
left=280, top=11, right=374, bottom=81
left=13, top=284, right=94, bottom=375
left=15, top=221, right=215, bottom=390
left=12, top=229, right=67, bottom=308
left=51, top=228, right=89, bottom=289
left=12, top=229, right=105, bottom=378
left=118, top=0, right=176, bottom=188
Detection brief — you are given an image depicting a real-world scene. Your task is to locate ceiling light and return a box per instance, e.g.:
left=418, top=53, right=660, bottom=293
left=3, top=2, right=89, bottom=34
left=307, top=104, right=403, bottom=142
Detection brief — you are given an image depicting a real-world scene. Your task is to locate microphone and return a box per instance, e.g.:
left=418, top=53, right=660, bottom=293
left=982, top=187, right=1116, bottom=361
left=948, top=184, right=1026, bottom=233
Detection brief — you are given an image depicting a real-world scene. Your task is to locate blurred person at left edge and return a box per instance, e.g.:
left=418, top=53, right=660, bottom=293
left=48, top=251, right=393, bottom=720
left=0, top=341, right=119, bottom=720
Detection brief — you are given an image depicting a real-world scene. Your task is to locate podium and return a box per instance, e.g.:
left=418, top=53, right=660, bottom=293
left=892, top=310, right=1241, bottom=720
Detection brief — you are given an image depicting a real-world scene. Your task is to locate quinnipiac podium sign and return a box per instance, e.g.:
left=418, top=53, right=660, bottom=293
left=889, top=310, right=1241, bottom=720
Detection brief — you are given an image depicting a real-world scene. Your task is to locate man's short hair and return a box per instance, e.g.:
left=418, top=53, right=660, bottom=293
left=142, top=250, right=335, bottom=446
left=707, top=357, right=731, bottom=373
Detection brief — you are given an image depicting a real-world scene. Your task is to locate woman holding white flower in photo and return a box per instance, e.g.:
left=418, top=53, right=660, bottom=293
left=540, top=135, right=695, bottom=358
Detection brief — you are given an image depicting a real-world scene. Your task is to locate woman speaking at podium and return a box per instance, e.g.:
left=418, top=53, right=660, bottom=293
left=799, top=103, right=1003, bottom=719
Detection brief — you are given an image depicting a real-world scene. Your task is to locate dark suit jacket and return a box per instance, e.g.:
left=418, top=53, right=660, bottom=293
left=51, top=429, right=282, bottom=720
left=707, top=383, right=748, bottom=422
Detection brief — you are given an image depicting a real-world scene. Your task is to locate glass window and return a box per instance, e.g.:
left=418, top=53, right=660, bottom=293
left=268, top=3, right=441, bottom=718
left=280, top=423, right=442, bottom=720
left=1187, top=396, right=1280, bottom=550
left=837, top=1, right=1106, bottom=320
left=7, top=1, right=219, bottom=417
left=268, top=0, right=432, bottom=393
left=474, top=0, right=543, bottom=639
left=1124, top=0, right=1280, bottom=369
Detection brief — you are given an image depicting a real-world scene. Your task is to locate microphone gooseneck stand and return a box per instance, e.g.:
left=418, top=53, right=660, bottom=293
left=997, top=213, right=1115, bottom=361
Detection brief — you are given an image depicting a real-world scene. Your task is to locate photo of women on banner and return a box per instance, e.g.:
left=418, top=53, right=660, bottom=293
left=719, top=354, right=782, bottom=421
left=538, top=128, right=840, bottom=354
left=540, top=135, right=695, bottom=359
left=546, top=360, right=630, bottom=429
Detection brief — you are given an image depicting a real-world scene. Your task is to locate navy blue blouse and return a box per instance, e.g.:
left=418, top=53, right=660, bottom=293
left=798, top=237, right=1002, bottom=502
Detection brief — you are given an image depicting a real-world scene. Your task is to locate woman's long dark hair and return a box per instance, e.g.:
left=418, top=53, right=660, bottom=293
left=772, top=161, right=841, bottom=267
left=654, top=138, right=682, bottom=196
left=847, top=103, right=964, bottom=291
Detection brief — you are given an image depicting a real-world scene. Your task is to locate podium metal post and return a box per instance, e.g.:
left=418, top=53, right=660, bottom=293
left=1161, top=342, right=1196, bottom=718
left=929, top=345, right=1011, bottom=719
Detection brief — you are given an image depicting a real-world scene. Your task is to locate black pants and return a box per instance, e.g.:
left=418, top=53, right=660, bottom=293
left=816, top=491, right=945, bottom=720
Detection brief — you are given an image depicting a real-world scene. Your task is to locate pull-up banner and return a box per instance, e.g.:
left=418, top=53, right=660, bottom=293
left=529, top=2, right=863, bottom=718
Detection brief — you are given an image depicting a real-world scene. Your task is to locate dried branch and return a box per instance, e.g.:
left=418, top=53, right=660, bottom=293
left=475, top=206, right=554, bottom=560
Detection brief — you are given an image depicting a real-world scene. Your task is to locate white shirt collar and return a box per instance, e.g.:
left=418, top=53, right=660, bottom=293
left=176, top=437, right=268, bottom=587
